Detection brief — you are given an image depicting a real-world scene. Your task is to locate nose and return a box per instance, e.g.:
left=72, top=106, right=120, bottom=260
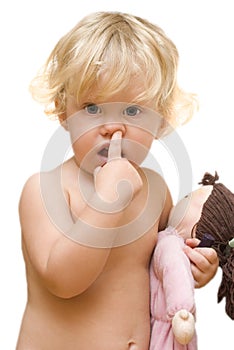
left=100, top=122, right=126, bottom=137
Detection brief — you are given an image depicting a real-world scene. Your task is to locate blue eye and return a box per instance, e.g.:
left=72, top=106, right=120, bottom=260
left=85, top=104, right=101, bottom=115
left=124, top=105, right=141, bottom=117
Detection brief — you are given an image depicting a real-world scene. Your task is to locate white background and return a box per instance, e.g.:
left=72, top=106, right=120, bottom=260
left=1, top=0, right=233, bottom=348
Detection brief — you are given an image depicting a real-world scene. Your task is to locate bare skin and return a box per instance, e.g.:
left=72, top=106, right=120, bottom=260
left=17, top=156, right=171, bottom=349
left=17, top=94, right=218, bottom=349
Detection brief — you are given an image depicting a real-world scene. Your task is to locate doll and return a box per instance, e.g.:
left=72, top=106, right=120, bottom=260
left=149, top=172, right=234, bottom=350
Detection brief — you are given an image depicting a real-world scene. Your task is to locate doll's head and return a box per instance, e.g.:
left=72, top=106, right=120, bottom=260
left=29, top=11, right=197, bottom=136
left=168, top=184, right=213, bottom=240
left=169, top=172, right=234, bottom=320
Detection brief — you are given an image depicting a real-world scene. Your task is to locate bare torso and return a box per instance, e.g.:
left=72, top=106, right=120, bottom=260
left=16, top=158, right=170, bottom=350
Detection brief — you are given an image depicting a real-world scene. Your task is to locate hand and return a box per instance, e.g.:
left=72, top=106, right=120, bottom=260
left=94, top=131, right=143, bottom=206
left=184, top=238, right=219, bottom=288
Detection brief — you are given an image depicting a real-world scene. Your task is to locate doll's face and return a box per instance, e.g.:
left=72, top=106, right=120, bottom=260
left=168, top=186, right=213, bottom=240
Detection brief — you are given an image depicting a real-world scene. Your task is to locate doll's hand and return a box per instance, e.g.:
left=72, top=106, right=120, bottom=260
left=184, top=238, right=219, bottom=288
left=94, top=131, right=143, bottom=206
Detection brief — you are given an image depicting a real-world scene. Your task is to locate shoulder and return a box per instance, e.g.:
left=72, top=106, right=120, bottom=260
left=19, top=165, right=63, bottom=214
left=20, top=158, right=75, bottom=199
left=142, top=167, right=173, bottom=230
left=141, top=167, right=170, bottom=196
left=19, top=166, right=60, bottom=197
left=19, top=159, right=76, bottom=225
left=18, top=172, right=42, bottom=234
left=142, top=167, right=165, bottom=182
left=19, top=172, right=41, bottom=204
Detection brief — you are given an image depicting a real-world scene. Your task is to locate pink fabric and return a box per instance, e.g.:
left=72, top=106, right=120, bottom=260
left=149, top=227, right=197, bottom=350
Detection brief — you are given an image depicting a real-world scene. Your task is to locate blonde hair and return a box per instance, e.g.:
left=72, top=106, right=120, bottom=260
left=30, top=11, right=197, bottom=134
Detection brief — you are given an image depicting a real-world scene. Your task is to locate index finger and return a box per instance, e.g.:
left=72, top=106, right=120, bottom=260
left=108, top=131, right=122, bottom=161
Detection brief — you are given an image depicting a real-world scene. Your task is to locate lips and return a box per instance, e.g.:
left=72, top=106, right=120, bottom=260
left=97, top=143, right=125, bottom=159
left=98, top=147, right=109, bottom=158
left=97, top=142, right=110, bottom=156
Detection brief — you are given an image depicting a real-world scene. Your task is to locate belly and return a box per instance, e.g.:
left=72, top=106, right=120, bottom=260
left=17, top=267, right=151, bottom=350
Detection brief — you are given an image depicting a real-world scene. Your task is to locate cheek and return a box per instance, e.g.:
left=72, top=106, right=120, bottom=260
left=72, top=136, right=98, bottom=174
left=72, top=132, right=95, bottom=161
left=124, top=130, right=154, bottom=165
left=129, top=129, right=154, bottom=149
left=140, top=133, right=154, bottom=148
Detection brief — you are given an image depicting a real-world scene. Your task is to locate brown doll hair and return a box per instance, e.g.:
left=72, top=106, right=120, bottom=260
left=195, top=172, right=234, bottom=320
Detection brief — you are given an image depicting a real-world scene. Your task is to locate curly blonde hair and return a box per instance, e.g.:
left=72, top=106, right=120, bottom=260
left=30, top=11, right=197, bottom=135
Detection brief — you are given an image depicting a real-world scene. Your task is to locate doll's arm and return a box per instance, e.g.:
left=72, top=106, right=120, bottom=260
left=152, top=229, right=195, bottom=344
left=153, top=230, right=195, bottom=316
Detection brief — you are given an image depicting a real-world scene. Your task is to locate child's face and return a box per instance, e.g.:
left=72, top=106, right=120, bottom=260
left=63, top=85, right=162, bottom=174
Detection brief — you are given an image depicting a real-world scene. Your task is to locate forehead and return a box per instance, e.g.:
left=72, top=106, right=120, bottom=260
left=95, top=81, right=145, bottom=103
left=168, top=186, right=213, bottom=226
left=79, top=73, right=154, bottom=107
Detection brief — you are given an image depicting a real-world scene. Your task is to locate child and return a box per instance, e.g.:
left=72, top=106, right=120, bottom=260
left=17, top=12, right=218, bottom=350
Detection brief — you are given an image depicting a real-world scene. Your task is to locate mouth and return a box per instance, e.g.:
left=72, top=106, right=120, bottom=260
left=97, top=144, right=125, bottom=160
left=98, top=147, right=109, bottom=158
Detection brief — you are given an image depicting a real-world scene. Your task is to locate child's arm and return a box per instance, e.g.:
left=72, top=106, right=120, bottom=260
left=184, top=238, right=219, bottom=288
left=19, top=132, right=142, bottom=298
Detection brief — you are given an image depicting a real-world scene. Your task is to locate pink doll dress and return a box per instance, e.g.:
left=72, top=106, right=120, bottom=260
left=149, top=226, right=197, bottom=350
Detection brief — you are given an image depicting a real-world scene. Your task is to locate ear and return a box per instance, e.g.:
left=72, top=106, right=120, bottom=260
left=155, top=123, right=173, bottom=139
left=58, top=112, right=69, bottom=131
left=55, top=94, right=69, bottom=130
